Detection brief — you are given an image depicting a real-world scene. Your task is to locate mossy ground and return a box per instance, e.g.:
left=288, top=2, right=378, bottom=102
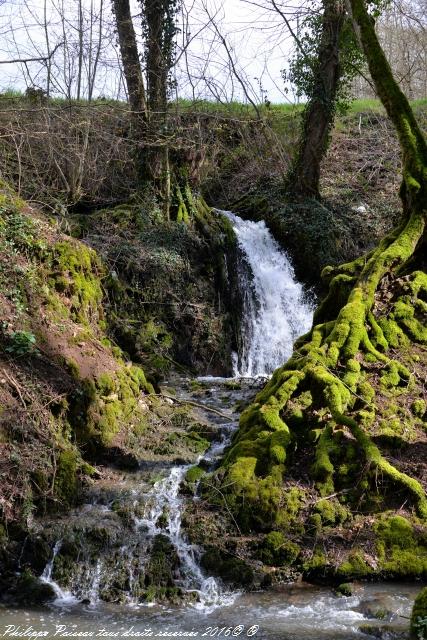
left=0, top=184, right=215, bottom=602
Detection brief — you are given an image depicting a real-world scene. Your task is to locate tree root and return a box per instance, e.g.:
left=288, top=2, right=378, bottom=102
left=214, top=212, right=427, bottom=524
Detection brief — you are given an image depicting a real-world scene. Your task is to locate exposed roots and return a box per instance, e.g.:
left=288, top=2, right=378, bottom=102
left=215, top=211, right=427, bottom=524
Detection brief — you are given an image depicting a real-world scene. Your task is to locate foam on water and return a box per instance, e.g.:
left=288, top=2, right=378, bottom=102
left=220, top=210, right=313, bottom=377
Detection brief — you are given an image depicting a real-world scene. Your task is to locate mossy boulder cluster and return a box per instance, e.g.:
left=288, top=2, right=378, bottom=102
left=72, top=196, right=240, bottom=379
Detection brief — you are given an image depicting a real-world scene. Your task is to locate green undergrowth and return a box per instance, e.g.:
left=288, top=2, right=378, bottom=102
left=411, top=586, right=427, bottom=639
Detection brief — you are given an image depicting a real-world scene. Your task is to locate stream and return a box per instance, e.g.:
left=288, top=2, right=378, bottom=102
left=0, top=212, right=418, bottom=639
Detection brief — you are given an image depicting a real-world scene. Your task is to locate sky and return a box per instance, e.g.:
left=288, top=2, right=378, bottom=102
left=0, top=0, right=300, bottom=103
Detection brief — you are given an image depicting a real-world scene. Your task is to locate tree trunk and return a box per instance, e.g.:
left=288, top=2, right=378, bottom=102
left=348, top=0, right=427, bottom=220
left=142, top=0, right=174, bottom=217
left=287, top=0, right=345, bottom=199
left=111, top=0, right=147, bottom=118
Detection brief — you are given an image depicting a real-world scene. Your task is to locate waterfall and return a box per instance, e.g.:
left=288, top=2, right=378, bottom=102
left=221, top=210, right=313, bottom=377
left=38, top=211, right=313, bottom=611
left=40, top=540, right=77, bottom=604
left=138, top=458, right=236, bottom=611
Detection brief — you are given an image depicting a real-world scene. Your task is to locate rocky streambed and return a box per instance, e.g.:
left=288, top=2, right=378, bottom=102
left=0, top=377, right=421, bottom=639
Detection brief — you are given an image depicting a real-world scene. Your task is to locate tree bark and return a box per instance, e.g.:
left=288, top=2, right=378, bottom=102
left=143, top=0, right=174, bottom=217
left=111, top=0, right=147, bottom=118
left=348, top=0, right=427, bottom=220
left=287, top=0, right=345, bottom=199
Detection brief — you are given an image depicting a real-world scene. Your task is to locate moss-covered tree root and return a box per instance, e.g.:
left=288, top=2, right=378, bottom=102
left=205, top=0, right=427, bottom=533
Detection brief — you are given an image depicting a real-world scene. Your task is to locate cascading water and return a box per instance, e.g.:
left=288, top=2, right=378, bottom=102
left=138, top=459, right=235, bottom=611
left=40, top=540, right=77, bottom=604
left=221, top=210, right=313, bottom=377
left=38, top=211, right=314, bottom=612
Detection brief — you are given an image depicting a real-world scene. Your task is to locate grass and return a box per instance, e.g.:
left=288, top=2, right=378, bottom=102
left=0, top=89, right=425, bottom=118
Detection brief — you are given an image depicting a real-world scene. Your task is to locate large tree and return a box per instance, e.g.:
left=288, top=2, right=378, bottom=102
left=112, top=0, right=185, bottom=218
left=208, top=0, right=427, bottom=536
left=286, top=0, right=346, bottom=198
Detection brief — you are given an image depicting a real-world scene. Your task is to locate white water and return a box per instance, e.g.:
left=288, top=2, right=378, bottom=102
left=138, top=456, right=237, bottom=612
left=40, top=540, right=78, bottom=605
left=221, top=210, right=313, bottom=377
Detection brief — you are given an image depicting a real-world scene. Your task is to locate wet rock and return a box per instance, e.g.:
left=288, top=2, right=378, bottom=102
left=359, top=624, right=407, bottom=639
left=144, top=534, right=180, bottom=590
left=14, top=571, right=56, bottom=605
left=335, top=582, right=353, bottom=597
left=201, top=546, right=254, bottom=587
left=19, top=535, right=52, bottom=574
left=97, top=446, right=139, bottom=470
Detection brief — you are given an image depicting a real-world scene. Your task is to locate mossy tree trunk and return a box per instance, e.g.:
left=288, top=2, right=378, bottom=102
left=141, top=0, right=175, bottom=219
left=112, top=0, right=198, bottom=222
left=349, top=0, right=427, bottom=221
left=212, top=0, right=427, bottom=529
left=287, top=0, right=345, bottom=199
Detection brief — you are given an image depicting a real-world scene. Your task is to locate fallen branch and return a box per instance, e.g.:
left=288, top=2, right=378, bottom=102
left=148, top=393, right=235, bottom=421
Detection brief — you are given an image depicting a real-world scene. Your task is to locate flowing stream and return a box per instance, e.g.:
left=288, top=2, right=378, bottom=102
left=0, top=213, right=416, bottom=638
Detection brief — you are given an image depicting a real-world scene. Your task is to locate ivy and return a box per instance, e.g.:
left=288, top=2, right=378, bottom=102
left=283, top=0, right=364, bottom=112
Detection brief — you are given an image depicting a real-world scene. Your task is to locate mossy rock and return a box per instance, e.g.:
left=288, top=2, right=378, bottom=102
left=411, top=587, right=427, bottom=639
left=14, top=570, right=56, bottom=605
left=201, top=547, right=254, bottom=587
left=337, top=551, right=373, bottom=580
left=54, top=449, right=79, bottom=507
left=144, top=534, right=180, bottom=589
left=257, top=531, right=300, bottom=566
left=182, top=465, right=205, bottom=495
left=335, top=582, right=353, bottom=597
left=375, top=515, right=427, bottom=578
left=411, top=399, right=426, bottom=419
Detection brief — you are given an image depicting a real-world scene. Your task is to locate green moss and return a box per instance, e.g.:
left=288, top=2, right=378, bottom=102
left=55, top=449, right=79, bottom=506
left=48, top=240, right=103, bottom=324
left=258, top=531, right=300, bottom=566
left=337, top=551, right=373, bottom=579
left=376, top=515, right=415, bottom=548
left=411, top=587, right=427, bottom=639
left=302, top=549, right=329, bottom=578
left=335, top=583, right=353, bottom=597
left=411, top=399, right=426, bottom=418
left=381, top=548, right=427, bottom=577
left=185, top=465, right=205, bottom=485
left=314, top=499, right=349, bottom=527
left=375, top=515, right=427, bottom=577
left=68, top=364, right=153, bottom=447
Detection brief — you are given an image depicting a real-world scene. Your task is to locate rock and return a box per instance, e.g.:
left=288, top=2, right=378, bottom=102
left=359, top=625, right=406, bottom=639
left=335, top=582, right=353, bottom=597
left=14, top=571, right=56, bottom=605
left=201, top=547, right=254, bottom=587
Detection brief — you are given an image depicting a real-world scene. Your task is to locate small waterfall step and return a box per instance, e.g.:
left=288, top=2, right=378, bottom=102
left=219, top=210, right=313, bottom=377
